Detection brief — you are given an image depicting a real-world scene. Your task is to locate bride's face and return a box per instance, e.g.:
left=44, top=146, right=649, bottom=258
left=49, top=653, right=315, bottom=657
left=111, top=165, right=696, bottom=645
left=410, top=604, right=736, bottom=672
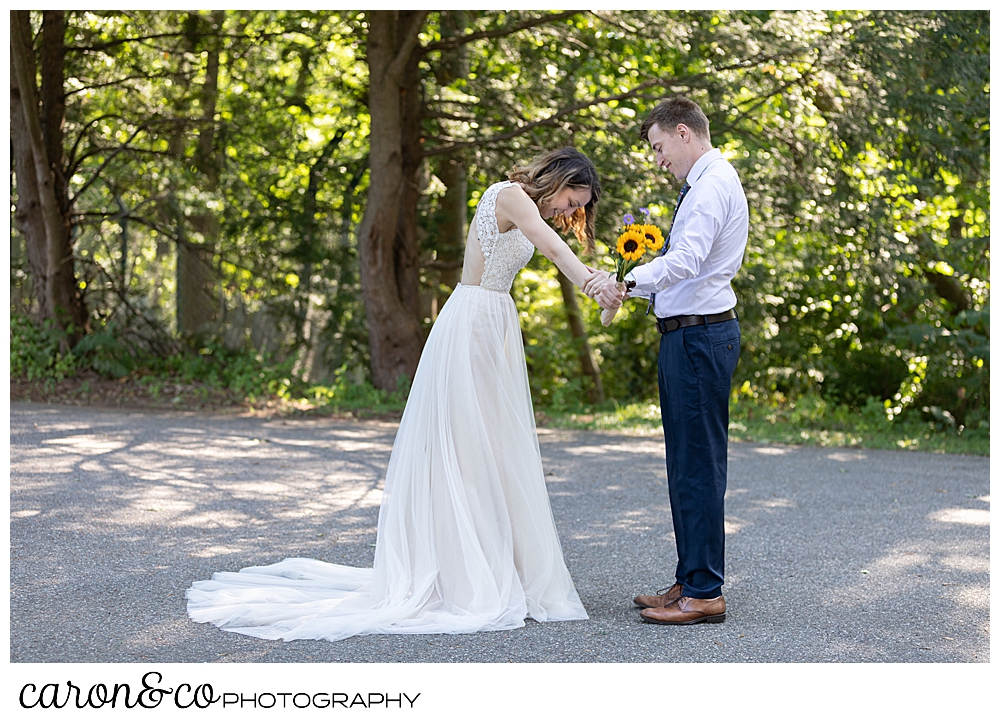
left=542, top=187, right=591, bottom=220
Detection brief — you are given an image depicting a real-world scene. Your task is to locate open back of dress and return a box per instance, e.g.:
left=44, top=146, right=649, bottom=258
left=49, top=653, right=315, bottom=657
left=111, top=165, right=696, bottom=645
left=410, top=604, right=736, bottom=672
left=186, top=181, right=587, bottom=641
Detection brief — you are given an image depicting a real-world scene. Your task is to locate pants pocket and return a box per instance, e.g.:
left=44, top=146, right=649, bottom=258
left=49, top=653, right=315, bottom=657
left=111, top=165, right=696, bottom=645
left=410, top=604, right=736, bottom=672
left=711, top=336, right=740, bottom=387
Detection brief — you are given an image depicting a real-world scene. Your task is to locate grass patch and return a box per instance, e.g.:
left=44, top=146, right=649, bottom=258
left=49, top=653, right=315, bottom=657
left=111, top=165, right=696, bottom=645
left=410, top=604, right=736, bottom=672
left=11, top=315, right=987, bottom=454
left=538, top=395, right=989, bottom=456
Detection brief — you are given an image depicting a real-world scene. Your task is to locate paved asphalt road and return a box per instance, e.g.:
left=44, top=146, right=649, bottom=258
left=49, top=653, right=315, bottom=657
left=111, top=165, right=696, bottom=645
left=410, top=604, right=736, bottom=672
left=10, top=402, right=989, bottom=664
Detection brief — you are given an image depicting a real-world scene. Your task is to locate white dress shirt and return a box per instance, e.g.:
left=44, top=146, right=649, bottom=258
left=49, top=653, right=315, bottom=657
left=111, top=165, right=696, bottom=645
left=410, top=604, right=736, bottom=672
left=626, top=148, right=748, bottom=317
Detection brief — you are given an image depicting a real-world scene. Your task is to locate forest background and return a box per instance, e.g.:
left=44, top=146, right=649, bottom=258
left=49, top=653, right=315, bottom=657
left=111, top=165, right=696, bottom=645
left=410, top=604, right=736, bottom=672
left=9, top=10, right=990, bottom=454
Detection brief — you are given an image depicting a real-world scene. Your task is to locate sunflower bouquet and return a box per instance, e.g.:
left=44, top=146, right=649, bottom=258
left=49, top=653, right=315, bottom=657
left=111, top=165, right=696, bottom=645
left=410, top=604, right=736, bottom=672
left=600, top=208, right=665, bottom=326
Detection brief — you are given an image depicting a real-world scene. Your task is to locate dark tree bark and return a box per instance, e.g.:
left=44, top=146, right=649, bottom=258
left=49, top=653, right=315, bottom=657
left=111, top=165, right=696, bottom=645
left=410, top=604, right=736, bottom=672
left=430, top=11, right=469, bottom=295
left=194, top=10, right=224, bottom=185
left=434, top=155, right=468, bottom=292
left=359, top=10, right=599, bottom=390
left=40, top=11, right=68, bottom=218
left=915, top=231, right=972, bottom=314
left=10, top=9, right=87, bottom=339
left=356, top=10, right=429, bottom=390
left=925, top=271, right=971, bottom=314
left=177, top=10, right=225, bottom=338
left=10, top=64, right=51, bottom=319
left=397, top=40, right=424, bottom=326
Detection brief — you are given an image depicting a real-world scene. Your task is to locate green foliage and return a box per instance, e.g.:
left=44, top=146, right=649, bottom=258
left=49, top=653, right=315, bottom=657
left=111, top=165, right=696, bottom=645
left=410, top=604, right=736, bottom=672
left=137, top=343, right=300, bottom=401
left=10, top=314, right=300, bottom=401
left=543, top=394, right=988, bottom=456
left=301, top=371, right=411, bottom=415
left=10, top=10, right=989, bottom=453
left=71, top=324, right=134, bottom=379
left=9, top=315, right=78, bottom=383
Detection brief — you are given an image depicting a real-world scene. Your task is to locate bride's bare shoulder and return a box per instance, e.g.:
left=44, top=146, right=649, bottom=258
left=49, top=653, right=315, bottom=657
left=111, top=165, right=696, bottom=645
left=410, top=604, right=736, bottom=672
left=495, top=183, right=534, bottom=214
left=497, top=181, right=527, bottom=199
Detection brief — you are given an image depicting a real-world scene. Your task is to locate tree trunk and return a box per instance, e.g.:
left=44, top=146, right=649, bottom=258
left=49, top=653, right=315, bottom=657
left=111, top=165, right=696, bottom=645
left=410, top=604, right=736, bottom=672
left=434, top=154, right=468, bottom=292
left=915, top=231, right=972, bottom=314
left=194, top=10, right=224, bottom=185
left=430, top=11, right=469, bottom=296
left=10, top=10, right=85, bottom=339
left=40, top=11, right=68, bottom=217
left=556, top=269, right=605, bottom=405
left=177, top=10, right=225, bottom=339
left=173, top=202, right=219, bottom=337
left=397, top=43, right=424, bottom=327
left=10, top=38, right=51, bottom=320
left=356, top=10, right=429, bottom=390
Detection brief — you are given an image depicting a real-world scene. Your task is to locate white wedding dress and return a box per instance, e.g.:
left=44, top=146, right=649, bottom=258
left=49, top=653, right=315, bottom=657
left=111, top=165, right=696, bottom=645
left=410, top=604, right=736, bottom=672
left=186, top=181, right=588, bottom=640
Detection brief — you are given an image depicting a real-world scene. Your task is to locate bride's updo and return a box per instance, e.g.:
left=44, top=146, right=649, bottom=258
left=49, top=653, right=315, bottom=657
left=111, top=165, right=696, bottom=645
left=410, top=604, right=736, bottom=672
left=508, top=147, right=601, bottom=254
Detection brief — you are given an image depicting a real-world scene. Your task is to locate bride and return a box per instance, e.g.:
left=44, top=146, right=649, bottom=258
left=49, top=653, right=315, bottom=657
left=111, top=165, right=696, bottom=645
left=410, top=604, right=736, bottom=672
left=187, top=147, right=611, bottom=641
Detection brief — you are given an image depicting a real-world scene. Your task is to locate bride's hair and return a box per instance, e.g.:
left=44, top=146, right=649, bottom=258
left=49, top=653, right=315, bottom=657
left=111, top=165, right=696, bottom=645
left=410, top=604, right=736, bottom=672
left=508, top=147, right=601, bottom=254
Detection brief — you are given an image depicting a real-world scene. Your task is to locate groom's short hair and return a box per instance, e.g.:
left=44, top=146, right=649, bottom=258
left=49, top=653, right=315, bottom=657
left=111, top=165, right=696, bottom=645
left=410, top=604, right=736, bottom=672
left=640, top=97, right=710, bottom=142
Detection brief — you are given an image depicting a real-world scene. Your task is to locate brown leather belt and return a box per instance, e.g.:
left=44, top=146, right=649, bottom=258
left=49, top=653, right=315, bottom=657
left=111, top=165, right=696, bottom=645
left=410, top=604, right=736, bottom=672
left=655, top=308, right=738, bottom=334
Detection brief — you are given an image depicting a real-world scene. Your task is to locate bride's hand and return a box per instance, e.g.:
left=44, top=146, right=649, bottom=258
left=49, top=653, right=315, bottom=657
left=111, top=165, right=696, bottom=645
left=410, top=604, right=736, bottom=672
left=597, top=282, right=624, bottom=311
left=582, top=269, right=612, bottom=299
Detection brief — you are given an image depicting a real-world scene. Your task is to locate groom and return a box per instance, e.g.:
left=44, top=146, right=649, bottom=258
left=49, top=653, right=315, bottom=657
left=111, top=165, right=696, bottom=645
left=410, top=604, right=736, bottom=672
left=587, top=96, right=748, bottom=624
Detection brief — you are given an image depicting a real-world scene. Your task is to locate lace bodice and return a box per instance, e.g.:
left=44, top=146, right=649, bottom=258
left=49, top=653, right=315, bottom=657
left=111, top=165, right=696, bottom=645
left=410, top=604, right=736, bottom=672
left=476, top=181, right=535, bottom=293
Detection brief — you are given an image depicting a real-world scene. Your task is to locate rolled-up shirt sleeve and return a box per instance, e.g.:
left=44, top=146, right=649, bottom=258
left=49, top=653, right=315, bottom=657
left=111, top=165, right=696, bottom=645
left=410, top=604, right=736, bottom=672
left=626, top=189, right=722, bottom=297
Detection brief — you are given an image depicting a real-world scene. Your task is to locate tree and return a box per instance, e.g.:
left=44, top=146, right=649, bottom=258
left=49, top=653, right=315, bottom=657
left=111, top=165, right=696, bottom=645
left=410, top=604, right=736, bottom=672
left=10, top=10, right=88, bottom=341
left=9, top=10, right=987, bottom=432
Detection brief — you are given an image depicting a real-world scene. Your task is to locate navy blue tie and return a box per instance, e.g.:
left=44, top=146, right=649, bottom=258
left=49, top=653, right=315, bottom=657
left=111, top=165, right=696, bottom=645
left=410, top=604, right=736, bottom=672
left=647, top=181, right=691, bottom=316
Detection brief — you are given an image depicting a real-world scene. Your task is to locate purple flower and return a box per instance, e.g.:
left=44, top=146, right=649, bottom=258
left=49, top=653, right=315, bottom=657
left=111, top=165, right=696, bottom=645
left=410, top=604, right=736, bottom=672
left=640, top=207, right=650, bottom=218
left=623, top=213, right=635, bottom=225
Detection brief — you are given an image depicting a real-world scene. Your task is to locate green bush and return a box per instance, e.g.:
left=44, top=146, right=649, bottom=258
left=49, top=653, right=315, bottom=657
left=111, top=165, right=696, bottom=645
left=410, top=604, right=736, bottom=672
left=303, top=369, right=411, bottom=414
left=71, top=324, right=135, bottom=379
left=9, top=314, right=78, bottom=382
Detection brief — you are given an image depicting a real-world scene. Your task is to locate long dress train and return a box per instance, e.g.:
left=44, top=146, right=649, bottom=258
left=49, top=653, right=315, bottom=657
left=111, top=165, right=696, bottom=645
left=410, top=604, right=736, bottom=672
left=186, top=181, right=588, bottom=640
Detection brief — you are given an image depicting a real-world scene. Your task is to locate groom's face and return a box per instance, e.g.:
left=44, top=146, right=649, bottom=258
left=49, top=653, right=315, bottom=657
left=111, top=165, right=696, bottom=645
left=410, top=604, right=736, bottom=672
left=648, top=123, right=694, bottom=181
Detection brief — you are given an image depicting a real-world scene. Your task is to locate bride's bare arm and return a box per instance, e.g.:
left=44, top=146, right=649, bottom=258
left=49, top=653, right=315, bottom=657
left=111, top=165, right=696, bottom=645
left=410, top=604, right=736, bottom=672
left=495, top=185, right=598, bottom=289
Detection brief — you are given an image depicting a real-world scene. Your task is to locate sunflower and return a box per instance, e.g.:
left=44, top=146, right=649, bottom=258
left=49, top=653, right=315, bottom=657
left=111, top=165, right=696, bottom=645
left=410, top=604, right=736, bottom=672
left=616, top=227, right=646, bottom=261
left=641, top=223, right=665, bottom=253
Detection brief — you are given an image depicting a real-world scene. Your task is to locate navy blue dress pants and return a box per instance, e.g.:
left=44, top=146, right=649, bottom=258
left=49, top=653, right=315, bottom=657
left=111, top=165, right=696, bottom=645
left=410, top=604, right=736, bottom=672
left=657, top=317, right=740, bottom=599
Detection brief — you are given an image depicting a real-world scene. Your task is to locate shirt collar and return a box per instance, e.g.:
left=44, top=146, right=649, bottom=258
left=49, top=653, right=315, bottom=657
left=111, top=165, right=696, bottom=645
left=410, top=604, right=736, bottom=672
left=685, top=147, right=723, bottom=185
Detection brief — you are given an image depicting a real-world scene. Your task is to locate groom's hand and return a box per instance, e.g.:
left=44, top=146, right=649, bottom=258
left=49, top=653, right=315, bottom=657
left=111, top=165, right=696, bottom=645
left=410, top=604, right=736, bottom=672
left=583, top=269, right=613, bottom=299
left=596, top=282, right=624, bottom=311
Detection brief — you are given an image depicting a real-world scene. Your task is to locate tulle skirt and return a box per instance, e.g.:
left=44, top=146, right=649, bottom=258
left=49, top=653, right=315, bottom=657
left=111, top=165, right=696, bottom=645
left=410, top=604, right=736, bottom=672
left=186, top=284, right=588, bottom=640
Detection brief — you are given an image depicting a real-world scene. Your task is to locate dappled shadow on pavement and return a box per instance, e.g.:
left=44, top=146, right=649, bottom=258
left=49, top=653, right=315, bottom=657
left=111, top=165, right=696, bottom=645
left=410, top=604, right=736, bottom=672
left=10, top=404, right=989, bottom=663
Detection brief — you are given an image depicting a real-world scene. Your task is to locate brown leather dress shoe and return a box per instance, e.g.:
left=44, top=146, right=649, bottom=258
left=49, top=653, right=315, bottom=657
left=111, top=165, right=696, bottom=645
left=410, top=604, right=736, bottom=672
left=639, top=595, right=726, bottom=625
left=633, top=583, right=684, bottom=609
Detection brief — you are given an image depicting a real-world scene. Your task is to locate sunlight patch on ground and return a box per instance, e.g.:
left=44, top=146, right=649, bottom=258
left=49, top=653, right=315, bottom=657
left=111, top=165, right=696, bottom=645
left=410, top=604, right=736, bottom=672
left=929, top=508, right=990, bottom=526
left=315, top=487, right=383, bottom=511
left=189, top=545, right=246, bottom=558
left=31, top=422, right=98, bottom=433
left=755, top=498, right=796, bottom=508
left=18, top=451, right=90, bottom=474
left=43, top=435, right=127, bottom=454
left=119, top=467, right=211, bottom=486
left=156, top=445, right=287, bottom=460
left=752, top=446, right=789, bottom=456
left=825, top=451, right=868, bottom=461
left=125, top=486, right=197, bottom=516
left=949, top=586, right=989, bottom=610
left=724, top=519, right=746, bottom=534
left=939, top=554, right=988, bottom=573
left=12, top=510, right=41, bottom=518
left=216, top=481, right=296, bottom=496
left=171, top=511, right=255, bottom=529
left=328, top=440, right=395, bottom=452
left=871, top=551, right=930, bottom=569
left=562, top=441, right=663, bottom=456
